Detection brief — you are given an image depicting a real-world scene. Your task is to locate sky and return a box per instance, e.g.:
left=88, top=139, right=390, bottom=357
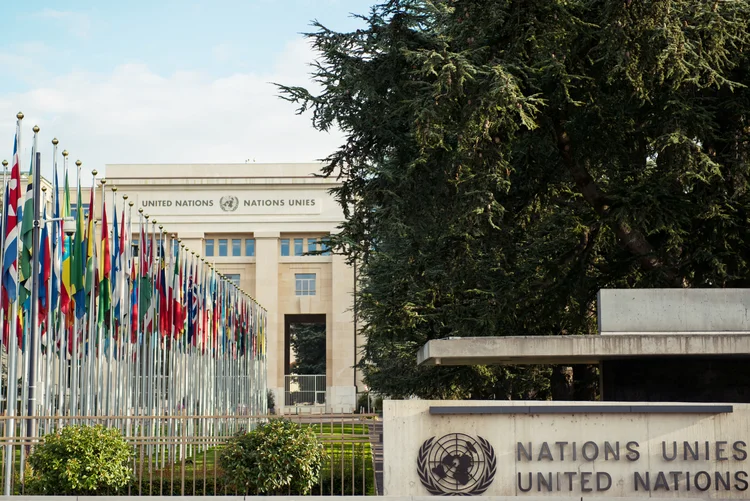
left=0, top=0, right=375, bottom=183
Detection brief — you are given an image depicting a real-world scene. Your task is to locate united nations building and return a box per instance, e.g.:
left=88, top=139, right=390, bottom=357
left=103, top=163, right=361, bottom=413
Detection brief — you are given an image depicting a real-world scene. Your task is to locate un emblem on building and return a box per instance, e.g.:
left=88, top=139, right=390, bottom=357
left=219, top=195, right=239, bottom=212
left=417, top=433, right=496, bottom=496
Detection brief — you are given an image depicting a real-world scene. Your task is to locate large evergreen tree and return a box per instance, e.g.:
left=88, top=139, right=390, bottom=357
left=289, top=323, right=327, bottom=375
left=280, top=0, right=750, bottom=399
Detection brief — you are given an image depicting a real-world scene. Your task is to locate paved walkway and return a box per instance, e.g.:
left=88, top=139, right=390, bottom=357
left=367, top=419, right=383, bottom=495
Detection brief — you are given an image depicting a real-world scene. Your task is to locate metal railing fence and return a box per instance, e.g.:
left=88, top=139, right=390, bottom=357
left=285, top=374, right=326, bottom=406
left=0, top=412, right=378, bottom=496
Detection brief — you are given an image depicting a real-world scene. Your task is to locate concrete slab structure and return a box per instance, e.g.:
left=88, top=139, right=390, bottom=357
left=597, top=288, right=750, bottom=334
left=417, top=289, right=750, bottom=402
left=84, top=163, right=363, bottom=412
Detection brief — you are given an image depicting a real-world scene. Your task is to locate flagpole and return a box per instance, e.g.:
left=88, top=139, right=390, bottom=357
left=26, top=127, right=42, bottom=456
left=55, top=148, right=67, bottom=425
left=148, top=217, right=157, bottom=462
left=41, top=184, right=53, bottom=435
left=4, top=112, right=24, bottom=496
left=108, top=186, right=117, bottom=422
left=124, top=198, right=133, bottom=436
left=69, top=159, right=83, bottom=421
left=46, top=137, right=58, bottom=430
left=97, top=177, right=107, bottom=418
left=56, top=149, right=68, bottom=427
left=137, top=211, right=147, bottom=468
left=167, top=233, right=176, bottom=462
left=0, top=157, right=6, bottom=396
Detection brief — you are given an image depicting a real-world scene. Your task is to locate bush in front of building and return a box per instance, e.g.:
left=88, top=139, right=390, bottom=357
left=220, top=418, right=324, bottom=495
left=26, top=424, right=133, bottom=495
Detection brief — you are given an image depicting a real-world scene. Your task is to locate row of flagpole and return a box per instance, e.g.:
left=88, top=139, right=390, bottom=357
left=0, top=113, right=268, bottom=494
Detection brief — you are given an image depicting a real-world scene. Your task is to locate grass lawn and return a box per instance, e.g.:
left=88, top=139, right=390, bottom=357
left=143, top=423, right=375, bottom=488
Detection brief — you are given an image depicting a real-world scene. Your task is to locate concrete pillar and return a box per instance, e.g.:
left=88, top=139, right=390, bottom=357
left=327, top=252, right=356, bottom=412
left=254, top=231, right=282, bottom=408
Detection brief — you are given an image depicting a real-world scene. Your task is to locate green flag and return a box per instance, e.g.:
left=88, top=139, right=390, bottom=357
left=84, top=186, right=96, bottom=302
left=19, top=169, right=34, bottom=307
left=72, top=168, right=86, bottom=319
left=138, top=223, right=153, bottom=330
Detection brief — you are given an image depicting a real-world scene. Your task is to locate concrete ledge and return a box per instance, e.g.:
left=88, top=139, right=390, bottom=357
left=416, top=334, right=750, bottom=366
left=429, top=404, right=733, bottom=414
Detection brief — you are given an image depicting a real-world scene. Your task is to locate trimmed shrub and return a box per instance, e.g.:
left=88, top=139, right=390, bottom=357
left=220, top=419, right=324, bottom=495
left=26, top=424, right=133, bottom=495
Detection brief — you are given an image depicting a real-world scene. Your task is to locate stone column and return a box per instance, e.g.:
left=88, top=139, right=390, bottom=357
left=328, top=252, right=356, bottom=412
left=254, top=231, right=281, bottom=410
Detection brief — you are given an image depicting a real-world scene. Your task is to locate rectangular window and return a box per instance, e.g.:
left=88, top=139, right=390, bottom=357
left=295, top=273, right=316, bottom=296
left=308, top=238, right=318, bottom=253
left=205, top=239, right=214, bottom=257
left=232, top=238, right=241, bottom=256
left=294, top=238, right=304, bottom=256
left=226, top=274, right=241, bottom=287
left=70, top=203, right=90, bottom=220
left=280, top=238, right=290, bottom=257
left=245, top=238, right=255, bottom=257
left=218, top=239, right=228, bottom=257
left=321, top=237, right=331, bottom=256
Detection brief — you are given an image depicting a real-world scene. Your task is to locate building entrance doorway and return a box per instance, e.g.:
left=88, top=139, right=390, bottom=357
left=284, top=314, right=326, bottom=406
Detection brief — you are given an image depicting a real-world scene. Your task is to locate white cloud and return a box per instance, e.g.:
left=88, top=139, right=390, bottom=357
left=33, top=9, right=92, bottom=38
left=0, top=38, right=343, bottom=184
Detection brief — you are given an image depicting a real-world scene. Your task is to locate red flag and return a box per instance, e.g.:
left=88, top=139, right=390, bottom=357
left=130, top=256, right=138, bottom=344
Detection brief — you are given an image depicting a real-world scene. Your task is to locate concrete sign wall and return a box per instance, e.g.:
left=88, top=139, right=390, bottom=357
left=383, top=400, right=750, bottom=498
left=597, top=289, right=750, bottom=334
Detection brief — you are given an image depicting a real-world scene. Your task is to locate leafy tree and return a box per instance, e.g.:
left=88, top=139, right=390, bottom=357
left=289, top=323, right=327, bottom=375
left=280, top=0, right=750, bottom=399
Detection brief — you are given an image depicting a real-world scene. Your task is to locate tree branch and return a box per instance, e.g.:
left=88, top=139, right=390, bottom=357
left=554, top=122, right=679, bottom=284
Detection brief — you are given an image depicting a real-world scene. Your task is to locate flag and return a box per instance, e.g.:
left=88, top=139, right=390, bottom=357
left=72, top=168, right=86, bottom=319
left=187, top=258, right=196, bottom=345
left=3, top=130, right=22, bottom=302
left=2, top=129, right=23, bottom=349
left=84, top=186, right=96, bottom=303
left=97, top=192, right=111, bottom=326
left=171, top=243, right=183, bottom=337
left=60, top=164, right=72, bottom=315
left=39, top=205, right=51, bottom=333
left=130, top=255, right=139, bottom=344
left=19, top=164, right=34, bottom=309
left=112, top=203, right=123, bottom=329
left=138, top=219, right=153, bottom=333
left=51, top=150, right=62, bottom=312
left=158, top=240, right=168, bottom=337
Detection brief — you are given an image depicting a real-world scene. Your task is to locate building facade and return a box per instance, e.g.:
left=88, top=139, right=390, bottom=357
left=102, top=163, right=360, bottom=412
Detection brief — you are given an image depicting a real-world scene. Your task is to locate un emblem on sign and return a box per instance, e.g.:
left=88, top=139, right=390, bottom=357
left=417, top=433, right=496, bottom=496
left=219, top=195, right=239, bottom=212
